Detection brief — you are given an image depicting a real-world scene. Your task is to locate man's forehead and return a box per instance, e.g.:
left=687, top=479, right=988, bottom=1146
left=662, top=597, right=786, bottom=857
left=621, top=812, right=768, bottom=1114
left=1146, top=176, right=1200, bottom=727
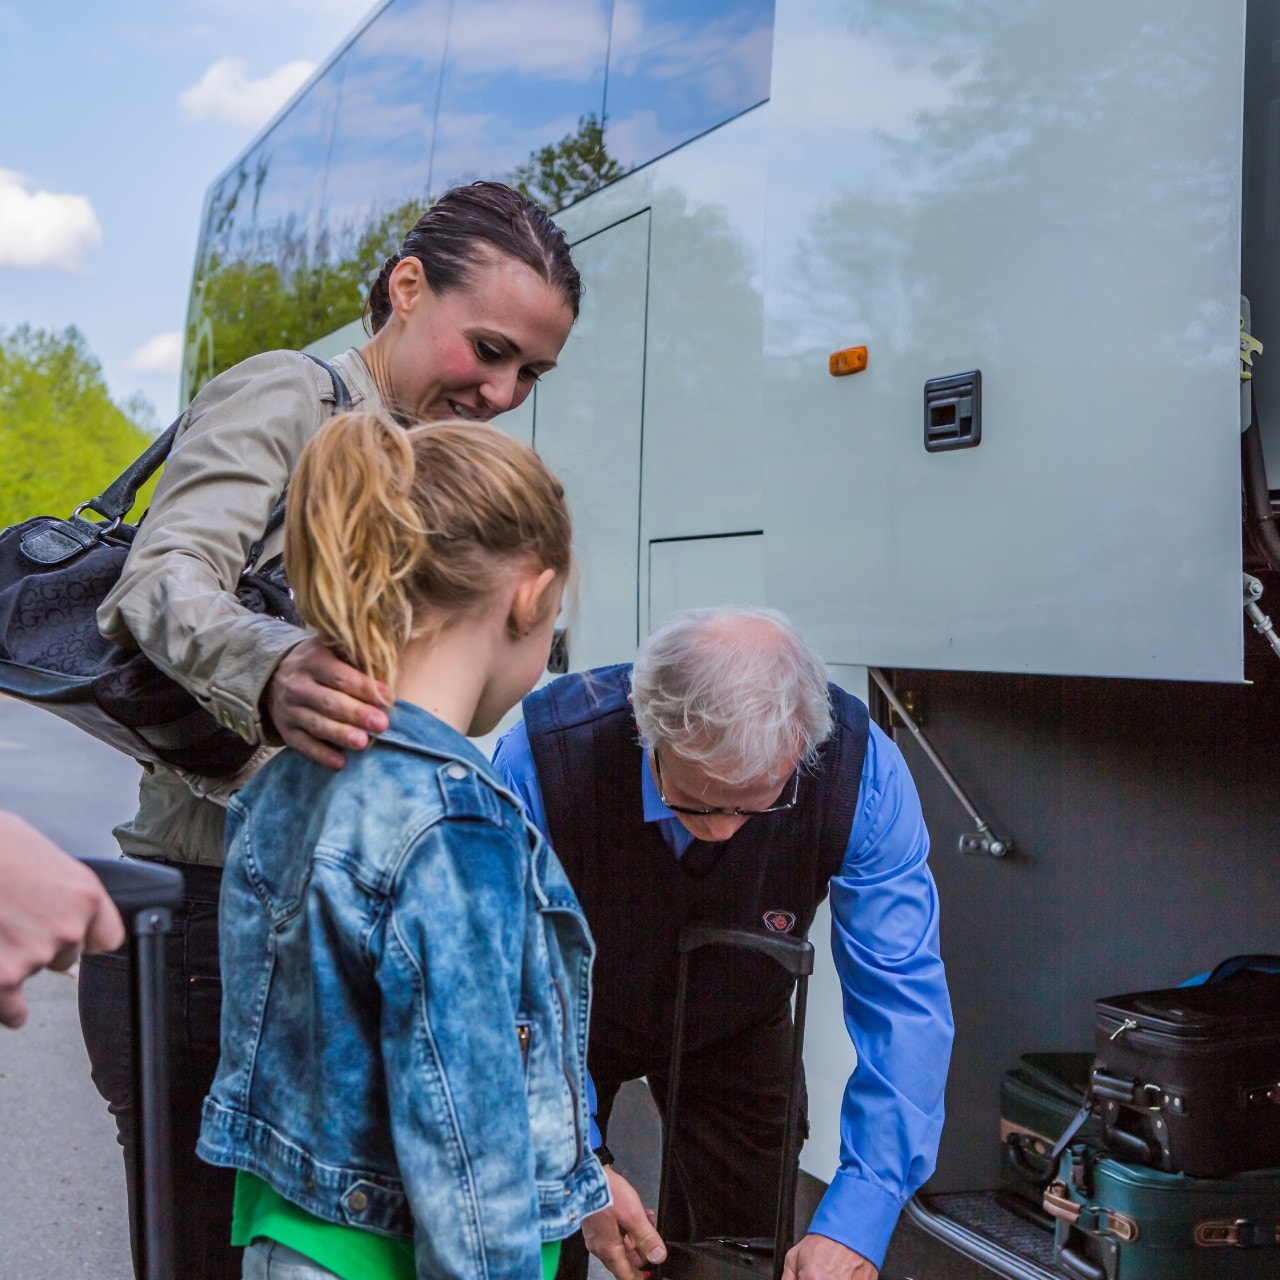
left=663, top=746, right=796, bottom=797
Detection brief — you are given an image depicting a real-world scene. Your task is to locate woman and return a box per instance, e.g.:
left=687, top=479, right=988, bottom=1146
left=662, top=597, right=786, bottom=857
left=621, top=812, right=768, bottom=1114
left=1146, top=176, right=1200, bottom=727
left=79, top=181, right=582, bottom=1280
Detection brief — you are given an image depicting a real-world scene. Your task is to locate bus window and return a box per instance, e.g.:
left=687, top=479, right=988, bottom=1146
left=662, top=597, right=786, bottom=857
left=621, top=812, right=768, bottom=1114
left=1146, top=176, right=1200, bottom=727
left=603, top=0, right=775, bottom=173
left=188, top=72, right=341, bottom=390
left=322, top=0, right=450, bottom=315
left=429, top=0, right=610, bottom=206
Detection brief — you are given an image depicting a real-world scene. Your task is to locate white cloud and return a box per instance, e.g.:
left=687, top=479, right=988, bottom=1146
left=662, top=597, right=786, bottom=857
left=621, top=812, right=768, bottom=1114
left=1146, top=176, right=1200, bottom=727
left=179, top=57, right=316, bottom=125
left=0, top=170, right=102, bottom=270
left=126, top=331, right=184, bottom=374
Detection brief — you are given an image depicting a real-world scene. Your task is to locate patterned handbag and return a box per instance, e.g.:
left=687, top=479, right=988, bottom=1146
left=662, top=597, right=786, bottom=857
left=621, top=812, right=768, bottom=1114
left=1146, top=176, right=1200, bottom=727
left=0, top=353, right=348, bottom=777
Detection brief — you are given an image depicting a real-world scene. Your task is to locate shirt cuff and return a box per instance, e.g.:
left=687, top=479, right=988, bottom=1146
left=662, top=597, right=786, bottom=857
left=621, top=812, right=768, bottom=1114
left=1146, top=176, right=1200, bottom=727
left=805, top=1170, right=904, bottom=1270
left=210, top=622, right=307, bottom=744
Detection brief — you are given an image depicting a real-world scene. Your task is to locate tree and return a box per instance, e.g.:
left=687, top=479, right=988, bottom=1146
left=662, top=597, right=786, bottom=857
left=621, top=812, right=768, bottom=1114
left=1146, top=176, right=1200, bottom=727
left=0, top=325, right=159, bottom=529
left=510, top=114, right=625, bottom=213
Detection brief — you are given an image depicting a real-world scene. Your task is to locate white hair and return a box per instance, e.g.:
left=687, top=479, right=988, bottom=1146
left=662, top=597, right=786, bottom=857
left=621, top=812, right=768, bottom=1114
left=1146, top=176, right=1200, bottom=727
left=630, top=606, right=833, bottom=786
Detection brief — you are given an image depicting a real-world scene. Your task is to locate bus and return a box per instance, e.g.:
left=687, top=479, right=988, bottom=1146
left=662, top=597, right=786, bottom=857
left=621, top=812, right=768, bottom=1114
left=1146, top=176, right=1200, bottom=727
left=183, top=1, right=1280, bottom=1274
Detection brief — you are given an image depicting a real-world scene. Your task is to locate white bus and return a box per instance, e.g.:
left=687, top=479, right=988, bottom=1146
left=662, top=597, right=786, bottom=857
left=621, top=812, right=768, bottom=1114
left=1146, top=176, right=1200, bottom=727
left=184, top=2, right=1280, bottom=1274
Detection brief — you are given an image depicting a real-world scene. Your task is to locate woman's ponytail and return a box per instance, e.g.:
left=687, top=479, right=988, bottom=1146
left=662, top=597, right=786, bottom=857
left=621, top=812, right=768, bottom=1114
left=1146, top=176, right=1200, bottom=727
left=286, top=411, right=572, bottom=689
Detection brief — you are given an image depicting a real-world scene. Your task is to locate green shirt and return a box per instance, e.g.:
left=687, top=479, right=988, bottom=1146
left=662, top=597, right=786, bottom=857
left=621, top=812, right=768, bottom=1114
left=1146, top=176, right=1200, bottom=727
left=233, top=1171, right=562, bottom=1280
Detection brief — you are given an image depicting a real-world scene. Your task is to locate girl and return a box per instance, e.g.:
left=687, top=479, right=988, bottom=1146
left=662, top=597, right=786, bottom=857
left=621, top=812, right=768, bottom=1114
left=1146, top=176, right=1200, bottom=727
left=197, top=412, right=608, bottom=1279
left=81, top=182, right=581, bottom=1278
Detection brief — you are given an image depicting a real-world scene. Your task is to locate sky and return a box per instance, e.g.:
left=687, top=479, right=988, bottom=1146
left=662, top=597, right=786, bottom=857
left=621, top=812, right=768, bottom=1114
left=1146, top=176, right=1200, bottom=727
left=0, top=0, right=376, bottom=423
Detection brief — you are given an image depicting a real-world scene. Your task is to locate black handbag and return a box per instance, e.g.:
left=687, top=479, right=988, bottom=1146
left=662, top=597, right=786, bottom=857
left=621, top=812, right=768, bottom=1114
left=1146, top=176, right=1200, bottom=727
left=0, top=353, right=350, bottom=778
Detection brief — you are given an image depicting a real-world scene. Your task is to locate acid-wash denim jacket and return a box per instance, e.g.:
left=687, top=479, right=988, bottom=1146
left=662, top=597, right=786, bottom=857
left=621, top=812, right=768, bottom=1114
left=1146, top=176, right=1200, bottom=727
left=197, top=700, right=611, bottom=1279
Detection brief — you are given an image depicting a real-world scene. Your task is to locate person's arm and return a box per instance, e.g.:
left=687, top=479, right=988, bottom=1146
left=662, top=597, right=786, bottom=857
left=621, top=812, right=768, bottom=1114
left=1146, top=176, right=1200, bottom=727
left=97, top=353, right=388, bottom=766
left=492, top=723, right=666, bottom=1280
left=379, top=817, right=544, bottom=1279
left=0, top=813, right=125, bottom=1028
left=791, top=723, right=953, bottom=1279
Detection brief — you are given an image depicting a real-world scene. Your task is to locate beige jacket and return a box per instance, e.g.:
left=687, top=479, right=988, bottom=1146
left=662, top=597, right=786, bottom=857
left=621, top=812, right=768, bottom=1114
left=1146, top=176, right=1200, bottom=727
left=98, top=348, right=383, bottom=865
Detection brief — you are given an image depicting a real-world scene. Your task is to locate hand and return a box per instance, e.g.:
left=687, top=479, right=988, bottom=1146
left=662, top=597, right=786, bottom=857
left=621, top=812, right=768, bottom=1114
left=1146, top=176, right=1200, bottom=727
left=582, top=1167, right=667, bottom=1280
left=782, top=1234, right=878, bottom=1280
left=0, top=814, right=126, bottom=1029
left=266, top=639, right=392, bottom=769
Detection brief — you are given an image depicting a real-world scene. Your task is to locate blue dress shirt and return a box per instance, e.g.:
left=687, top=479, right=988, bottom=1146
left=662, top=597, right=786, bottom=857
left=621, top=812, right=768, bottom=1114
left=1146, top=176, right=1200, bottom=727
left=492, top=714, right=953, bottom=1268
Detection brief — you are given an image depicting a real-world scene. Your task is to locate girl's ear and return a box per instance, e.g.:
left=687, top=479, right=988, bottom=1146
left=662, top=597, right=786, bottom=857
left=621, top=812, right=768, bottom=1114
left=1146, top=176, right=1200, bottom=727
left=507, top=567, right=558, bottom=639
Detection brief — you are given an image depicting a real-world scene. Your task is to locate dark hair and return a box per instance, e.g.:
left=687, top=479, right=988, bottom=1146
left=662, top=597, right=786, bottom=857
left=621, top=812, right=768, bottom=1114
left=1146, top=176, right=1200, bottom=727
left=364, top=181, right=581, bottom=333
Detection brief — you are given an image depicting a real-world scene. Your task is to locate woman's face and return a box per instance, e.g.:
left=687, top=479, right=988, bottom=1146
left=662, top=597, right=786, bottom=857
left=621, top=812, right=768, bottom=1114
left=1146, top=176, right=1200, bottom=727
left=384, top=249, right=575, bottom=422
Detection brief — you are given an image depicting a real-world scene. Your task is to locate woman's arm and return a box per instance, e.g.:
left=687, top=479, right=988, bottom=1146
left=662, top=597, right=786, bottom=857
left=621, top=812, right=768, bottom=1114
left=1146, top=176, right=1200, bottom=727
left=98, top=352, right=387, bottom=765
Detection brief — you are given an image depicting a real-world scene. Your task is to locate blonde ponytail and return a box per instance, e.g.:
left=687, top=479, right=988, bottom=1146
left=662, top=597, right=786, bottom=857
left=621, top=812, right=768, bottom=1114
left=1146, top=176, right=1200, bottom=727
left=286, top=411, right=571, bottom=687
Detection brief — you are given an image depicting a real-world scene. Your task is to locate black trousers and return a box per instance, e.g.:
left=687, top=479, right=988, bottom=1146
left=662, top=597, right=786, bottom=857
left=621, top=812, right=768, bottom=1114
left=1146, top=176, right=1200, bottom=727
left=557, top=1006, right=805, bottom=1280
left=78, top=862, right=240, bottom=1280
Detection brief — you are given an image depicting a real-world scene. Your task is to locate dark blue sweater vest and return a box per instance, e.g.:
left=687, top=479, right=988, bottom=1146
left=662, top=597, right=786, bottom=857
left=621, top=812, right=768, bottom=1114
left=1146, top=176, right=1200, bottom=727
left=523, top=664, right=868, bottom=1063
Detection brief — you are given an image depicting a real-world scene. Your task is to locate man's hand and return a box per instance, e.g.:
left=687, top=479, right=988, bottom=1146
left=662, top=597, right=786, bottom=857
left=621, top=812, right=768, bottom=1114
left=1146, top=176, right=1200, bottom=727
left=265, top=639, right=392, bottom=769
left=582, top=1167, right=667, bottom=1280
left=782, top=1234, right=878, bottom=1280
left=0, top=814, right=126, bottom=1029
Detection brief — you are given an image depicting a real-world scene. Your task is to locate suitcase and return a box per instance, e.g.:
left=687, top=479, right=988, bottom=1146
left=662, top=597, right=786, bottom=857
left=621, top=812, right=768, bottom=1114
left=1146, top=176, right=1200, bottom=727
left=83, top=855, right=185, bottom=1280
left=1044, top=1142, right=1280, bottom=1280
left=654, top=925, right=812, bottom=1280
left=999, top=1052, right=1101, bottom=1208
left=1092, top=969, right=1280, bottom=1176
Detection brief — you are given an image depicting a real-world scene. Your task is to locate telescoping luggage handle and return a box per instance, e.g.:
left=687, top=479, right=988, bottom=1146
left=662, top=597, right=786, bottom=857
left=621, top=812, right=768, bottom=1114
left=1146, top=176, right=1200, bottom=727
left=82, top=856, right=185, bottom=1280
left=655, top=925, right=815, bottom=1280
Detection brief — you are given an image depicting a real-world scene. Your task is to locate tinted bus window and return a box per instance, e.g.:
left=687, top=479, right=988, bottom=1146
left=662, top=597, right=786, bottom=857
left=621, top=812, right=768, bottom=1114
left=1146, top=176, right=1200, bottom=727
left=188, top=70, right=342, bottom=391
left=603, top=0, right=774, bottom=172
left=429, top=0, right=611, bottom=209
left=322, top=0, right=450, bottom=305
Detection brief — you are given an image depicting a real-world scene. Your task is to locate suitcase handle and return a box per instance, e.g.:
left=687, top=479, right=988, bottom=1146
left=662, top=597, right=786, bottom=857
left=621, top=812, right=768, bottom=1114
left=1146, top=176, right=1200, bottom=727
left=81, top=854, right=182, bottom=1280
left=1059, top=1245, right=1107, bottom=1280
left=679, top=924, right=815, bottom=977
left=657, top=926, right=814, bottom=1280
left=81, top=855, right=184, bottom=925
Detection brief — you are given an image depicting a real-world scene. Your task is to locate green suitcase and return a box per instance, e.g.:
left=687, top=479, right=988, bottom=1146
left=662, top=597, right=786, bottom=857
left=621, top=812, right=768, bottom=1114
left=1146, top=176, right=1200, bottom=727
left=1045, top=1143, right=1280, bottom=1279
left=1000, top=1052, right=1102, bottom=1210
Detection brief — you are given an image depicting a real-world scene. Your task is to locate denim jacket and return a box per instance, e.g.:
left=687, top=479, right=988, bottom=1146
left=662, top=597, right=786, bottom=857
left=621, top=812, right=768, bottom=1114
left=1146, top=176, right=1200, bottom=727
left=198, top=700, right=611, bottom=1279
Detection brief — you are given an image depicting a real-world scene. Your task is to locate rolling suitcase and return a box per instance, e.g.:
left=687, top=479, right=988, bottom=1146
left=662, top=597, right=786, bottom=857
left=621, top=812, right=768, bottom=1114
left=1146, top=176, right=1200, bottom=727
left=999, top=1052, right=1101, bottom=1209
left=1092, top=963, right=1280, bottom=1177
left=1044, top=1142, right=1280, bottom=1280
left=654, top=924, right=813, bottom=1280
left=83, top=855, right=185, bottom=1280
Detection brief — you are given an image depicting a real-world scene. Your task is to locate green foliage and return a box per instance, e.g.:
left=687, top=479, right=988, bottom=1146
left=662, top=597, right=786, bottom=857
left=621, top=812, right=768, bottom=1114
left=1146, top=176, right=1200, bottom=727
left=0, top=325, right=160, bottom=529
left=510, top=114, right=625, bottom=213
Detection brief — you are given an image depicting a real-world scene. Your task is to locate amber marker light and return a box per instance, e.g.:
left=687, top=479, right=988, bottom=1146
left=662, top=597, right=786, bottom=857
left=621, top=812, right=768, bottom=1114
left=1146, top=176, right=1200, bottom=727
left=829, top=346, right=868, bottom=376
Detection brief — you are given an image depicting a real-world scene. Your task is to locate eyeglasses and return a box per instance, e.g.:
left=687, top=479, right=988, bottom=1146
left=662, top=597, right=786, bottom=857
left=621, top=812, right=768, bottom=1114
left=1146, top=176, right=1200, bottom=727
left=652, top=749, right=801, bottom=818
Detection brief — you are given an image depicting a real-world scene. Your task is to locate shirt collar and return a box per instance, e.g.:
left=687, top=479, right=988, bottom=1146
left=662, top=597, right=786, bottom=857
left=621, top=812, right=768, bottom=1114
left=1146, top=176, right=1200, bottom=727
left=640, top=751, right=675, bottom=824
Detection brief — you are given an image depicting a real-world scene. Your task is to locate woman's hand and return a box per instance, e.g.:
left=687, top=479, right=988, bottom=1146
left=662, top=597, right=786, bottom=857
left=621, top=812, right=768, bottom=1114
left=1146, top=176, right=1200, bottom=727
left=266, top=639, right=392, bottom=769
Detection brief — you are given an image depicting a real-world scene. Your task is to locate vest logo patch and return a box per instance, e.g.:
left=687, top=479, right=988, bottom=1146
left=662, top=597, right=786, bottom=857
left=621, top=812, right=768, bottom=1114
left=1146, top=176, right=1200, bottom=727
left=763, top=910, right=796, bottom=934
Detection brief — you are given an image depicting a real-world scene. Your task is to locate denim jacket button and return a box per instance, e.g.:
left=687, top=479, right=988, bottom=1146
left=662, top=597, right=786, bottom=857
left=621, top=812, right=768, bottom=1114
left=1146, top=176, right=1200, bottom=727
left=445, top=763, right=468, bottom=780
left=348, top=1188, right=369, bottom=1213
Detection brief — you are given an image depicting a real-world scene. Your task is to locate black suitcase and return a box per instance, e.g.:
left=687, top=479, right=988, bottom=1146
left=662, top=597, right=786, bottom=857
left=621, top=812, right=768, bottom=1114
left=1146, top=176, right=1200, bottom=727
left=1092, top=966, right=1280, bottom=1177
left=999, top=1052, right=1101, bottom=1208
left=651, top=926, right=913, bottom=1280
left=654, top=924, right=813, bottom=1280
left=83, top=855, right=185, bottom=1280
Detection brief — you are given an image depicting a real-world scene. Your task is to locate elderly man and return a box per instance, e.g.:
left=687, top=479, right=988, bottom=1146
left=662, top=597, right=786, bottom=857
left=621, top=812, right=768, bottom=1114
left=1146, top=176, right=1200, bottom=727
left=493, top=606, right=952, bottom=1280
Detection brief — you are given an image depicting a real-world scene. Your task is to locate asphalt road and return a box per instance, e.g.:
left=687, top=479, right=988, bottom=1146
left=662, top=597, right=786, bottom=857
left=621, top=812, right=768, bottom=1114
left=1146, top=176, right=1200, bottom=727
left=0, top=695, right=141, bottom=1280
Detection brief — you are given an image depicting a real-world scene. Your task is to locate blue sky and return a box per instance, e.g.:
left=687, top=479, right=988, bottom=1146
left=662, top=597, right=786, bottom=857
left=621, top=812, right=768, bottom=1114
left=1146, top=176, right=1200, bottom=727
left=0, top=0, right=374, bottom=422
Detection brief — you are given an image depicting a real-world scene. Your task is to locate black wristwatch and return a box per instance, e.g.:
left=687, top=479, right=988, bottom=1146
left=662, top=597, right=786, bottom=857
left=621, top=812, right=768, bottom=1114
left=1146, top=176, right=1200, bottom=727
left=593, top=1143, right=615, bottom=1167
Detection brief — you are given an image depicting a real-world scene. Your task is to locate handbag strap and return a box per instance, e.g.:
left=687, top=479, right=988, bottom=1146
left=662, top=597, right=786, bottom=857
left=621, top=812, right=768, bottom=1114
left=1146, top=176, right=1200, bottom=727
left=81, top=351, right=353, bottom=526
left=244, top=353, right=353, bottom=572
